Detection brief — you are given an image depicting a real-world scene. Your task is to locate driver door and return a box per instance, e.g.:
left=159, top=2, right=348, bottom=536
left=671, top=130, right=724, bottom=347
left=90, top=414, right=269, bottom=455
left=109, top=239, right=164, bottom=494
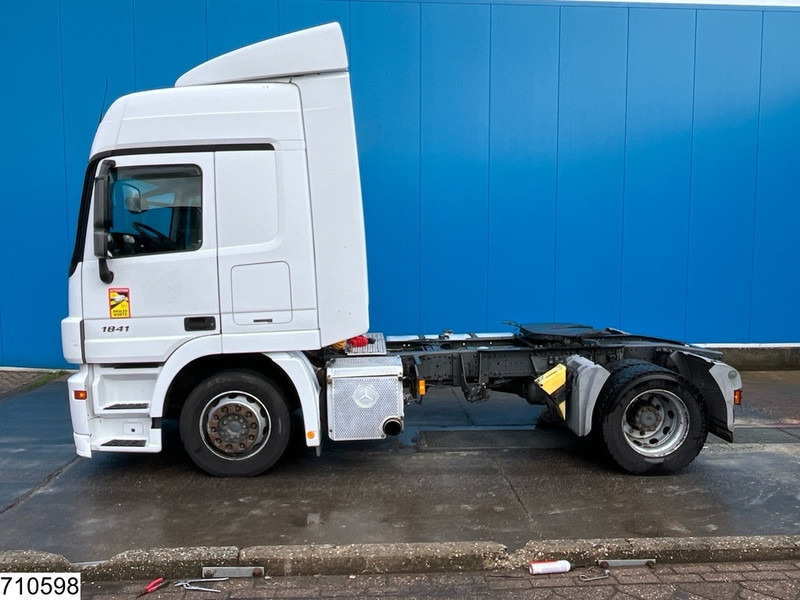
left=81, top=152, right=220, bottom=364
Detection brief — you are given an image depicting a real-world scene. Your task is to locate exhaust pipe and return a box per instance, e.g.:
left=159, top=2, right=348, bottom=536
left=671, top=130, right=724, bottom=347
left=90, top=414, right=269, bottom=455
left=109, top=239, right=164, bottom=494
left=382, top=418, right=403, bottom=437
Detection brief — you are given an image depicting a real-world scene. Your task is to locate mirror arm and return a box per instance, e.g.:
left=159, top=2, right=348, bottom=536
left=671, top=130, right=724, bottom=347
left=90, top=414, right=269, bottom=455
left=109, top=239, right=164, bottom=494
left=93, top=160, right=116, bottom=284
left=98, top=259, right=114, bottom=284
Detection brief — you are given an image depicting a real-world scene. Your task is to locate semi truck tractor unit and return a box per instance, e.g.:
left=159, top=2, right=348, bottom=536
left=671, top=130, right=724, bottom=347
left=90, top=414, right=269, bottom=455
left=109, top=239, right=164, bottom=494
left=61, top=23, right=742, bottom=477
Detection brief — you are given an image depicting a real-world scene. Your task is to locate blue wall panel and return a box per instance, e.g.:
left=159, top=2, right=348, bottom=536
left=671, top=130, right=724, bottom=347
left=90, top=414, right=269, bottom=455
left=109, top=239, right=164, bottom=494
left=621, top=8, right=695, bottom=339
left=4, top=0, right=800, bottom=366
left=351, top=2, right=422, bottom=334
left=687, top=10, right=762, bottom=342
left=420, top=3, right=490, bottom=332
left=278, top=0, right=350, bottom=45
left=488, top=5, right=559, bottom=328
left=133, top=0, right=208, bottom=90
left=208, top=0, right=279, bottom=58
left=0, top=0, right=67, bottom=367
left=555, top=7, right=628, bottom=326
left=60, top=0, right=136, bottom=261
left=751, top=11, right=800, bottom=342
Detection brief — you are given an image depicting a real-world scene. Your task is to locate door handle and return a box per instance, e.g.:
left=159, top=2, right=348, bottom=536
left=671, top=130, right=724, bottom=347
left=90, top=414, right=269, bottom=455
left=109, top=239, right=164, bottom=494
left=184, top=316, right=216, bottom=331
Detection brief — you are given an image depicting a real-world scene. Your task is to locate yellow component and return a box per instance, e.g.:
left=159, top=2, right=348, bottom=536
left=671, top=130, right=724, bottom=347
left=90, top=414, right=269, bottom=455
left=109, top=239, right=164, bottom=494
left=557, top=400, right=567, bottom=420
left=331, top=340, right=346, bottom=351
left=418, top=379, right=427, bottom=396
left=535, top=364, right=567, bottom=396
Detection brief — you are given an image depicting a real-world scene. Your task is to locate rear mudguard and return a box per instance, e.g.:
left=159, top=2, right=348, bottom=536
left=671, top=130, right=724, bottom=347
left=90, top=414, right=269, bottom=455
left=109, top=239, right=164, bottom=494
left=566, top=352, right=739, bottom=441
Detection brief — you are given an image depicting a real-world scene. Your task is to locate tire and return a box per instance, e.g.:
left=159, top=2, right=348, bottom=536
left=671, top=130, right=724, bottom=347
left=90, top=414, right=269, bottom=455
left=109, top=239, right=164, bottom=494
left=593, top=363, right=707, bottom=475
left=606, top=358, right=653, bottom=375
left=180, top=370, right=291, bottom=477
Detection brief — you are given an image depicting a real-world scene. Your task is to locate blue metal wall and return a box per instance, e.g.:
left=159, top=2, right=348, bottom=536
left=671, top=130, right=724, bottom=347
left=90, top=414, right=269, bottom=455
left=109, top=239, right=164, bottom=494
left=1, top=0, right=799, bottom=367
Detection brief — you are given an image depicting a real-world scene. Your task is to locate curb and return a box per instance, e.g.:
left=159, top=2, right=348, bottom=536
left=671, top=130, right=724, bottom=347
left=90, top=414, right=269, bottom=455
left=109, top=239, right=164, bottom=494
left=507, top=535, right=800, bottom=567
left=2, top=536, right=799, bottom=581
left=239, top=542, right=507, bottom=577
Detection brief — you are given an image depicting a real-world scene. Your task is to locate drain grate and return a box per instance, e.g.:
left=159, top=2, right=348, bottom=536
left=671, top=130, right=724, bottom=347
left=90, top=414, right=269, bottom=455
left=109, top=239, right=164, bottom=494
left=732, top=427, right=800, bottom=444
left=419, top=428, right=573, bottom=450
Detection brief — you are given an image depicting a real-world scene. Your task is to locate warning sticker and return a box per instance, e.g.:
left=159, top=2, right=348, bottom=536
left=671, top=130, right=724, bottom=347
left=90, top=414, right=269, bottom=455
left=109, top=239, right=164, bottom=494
left=109, top=288, right=131, bottom=319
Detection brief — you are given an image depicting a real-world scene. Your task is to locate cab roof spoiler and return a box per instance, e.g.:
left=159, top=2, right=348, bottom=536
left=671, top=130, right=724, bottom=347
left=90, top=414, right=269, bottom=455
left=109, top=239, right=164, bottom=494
left=175, top=22, right=347, bottom=87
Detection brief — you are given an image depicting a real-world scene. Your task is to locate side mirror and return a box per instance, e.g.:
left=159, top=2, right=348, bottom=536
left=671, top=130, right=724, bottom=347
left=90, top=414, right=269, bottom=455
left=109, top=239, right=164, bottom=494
left=123, top=183, right=147, bottom=214
left=93, top=160, right=115, bottom=284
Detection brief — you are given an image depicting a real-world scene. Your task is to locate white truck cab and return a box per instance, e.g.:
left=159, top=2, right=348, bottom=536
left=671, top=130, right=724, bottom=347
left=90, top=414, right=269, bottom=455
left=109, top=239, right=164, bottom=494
left=62, top=24, right=742, bottom=477
left=62, top=24, right=367, bottom=467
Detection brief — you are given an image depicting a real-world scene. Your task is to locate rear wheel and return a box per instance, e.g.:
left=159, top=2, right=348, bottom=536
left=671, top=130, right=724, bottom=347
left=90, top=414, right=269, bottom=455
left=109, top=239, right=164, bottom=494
left=180, top=370, right=291, bottom=477
left=594, top=364, right=707, bottom=474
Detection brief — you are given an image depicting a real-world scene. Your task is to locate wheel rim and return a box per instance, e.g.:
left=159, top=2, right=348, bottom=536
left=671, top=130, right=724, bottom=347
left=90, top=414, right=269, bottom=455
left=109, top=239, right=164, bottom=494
left=199, top=391, right=271, bottom=461
left=621, top=389, right=690, bottom=458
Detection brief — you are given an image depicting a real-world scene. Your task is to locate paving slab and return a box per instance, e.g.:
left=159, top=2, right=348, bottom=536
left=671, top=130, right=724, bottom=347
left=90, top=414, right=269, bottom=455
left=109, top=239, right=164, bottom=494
left=0, top=369, right=62, bottom=399
left=75, top=561, right=800, bottom=599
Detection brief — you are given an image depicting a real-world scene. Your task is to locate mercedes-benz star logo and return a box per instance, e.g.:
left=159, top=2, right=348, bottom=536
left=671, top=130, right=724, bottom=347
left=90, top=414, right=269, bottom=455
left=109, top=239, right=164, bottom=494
left=352, top=385, right=378, bottom=409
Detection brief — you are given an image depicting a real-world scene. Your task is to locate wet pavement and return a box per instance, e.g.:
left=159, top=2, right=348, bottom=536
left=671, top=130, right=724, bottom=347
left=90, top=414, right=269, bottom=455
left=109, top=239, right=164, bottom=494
left=0, top=372, right=799, bottom=564
left=736, top=371, right=800, bottom=426
left=0, top=380, right=75, bottom=509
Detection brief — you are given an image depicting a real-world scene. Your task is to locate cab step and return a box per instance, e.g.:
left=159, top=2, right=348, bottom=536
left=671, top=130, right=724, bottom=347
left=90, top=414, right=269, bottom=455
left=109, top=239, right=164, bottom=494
left=101, top=439, right=147, bottom=447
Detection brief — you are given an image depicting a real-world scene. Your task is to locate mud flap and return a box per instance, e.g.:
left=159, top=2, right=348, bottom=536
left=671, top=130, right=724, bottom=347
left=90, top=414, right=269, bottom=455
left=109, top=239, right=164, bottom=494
left=669, top=351, right=739, bottom=442
left=564, top=355, right=611, bottom=437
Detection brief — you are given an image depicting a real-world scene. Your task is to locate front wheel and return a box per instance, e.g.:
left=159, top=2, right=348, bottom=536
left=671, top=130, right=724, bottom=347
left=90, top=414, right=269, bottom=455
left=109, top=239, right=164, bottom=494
left=180, top=370, right=291, bottom=477
left=594, top=364, right=707, bottom=475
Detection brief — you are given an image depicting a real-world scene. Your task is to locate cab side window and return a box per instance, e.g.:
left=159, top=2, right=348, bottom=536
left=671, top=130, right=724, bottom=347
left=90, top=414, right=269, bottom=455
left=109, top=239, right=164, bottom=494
left=107, top=165, right=202, bottom=257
